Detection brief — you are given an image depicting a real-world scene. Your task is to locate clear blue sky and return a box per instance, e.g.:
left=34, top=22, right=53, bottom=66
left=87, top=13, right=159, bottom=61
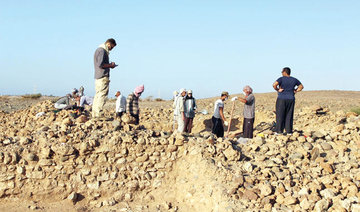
left=1, top=1, right=359, bottom=99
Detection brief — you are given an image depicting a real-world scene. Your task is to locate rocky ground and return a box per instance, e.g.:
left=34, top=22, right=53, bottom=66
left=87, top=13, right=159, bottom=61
left=0, top=91, right=359, bottom=212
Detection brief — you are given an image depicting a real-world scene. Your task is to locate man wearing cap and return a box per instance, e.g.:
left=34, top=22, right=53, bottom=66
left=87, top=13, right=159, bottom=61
left=184, top=89, right=197, bottom=133
left=212, top=91, right=229, bottom=137
left=126, top=85, right=144, bottom=125
left=115, top=91, right=126, bottom=118
left=174, top=88, right=187, bottom=133
left=92, top=38, right=117, bottom=119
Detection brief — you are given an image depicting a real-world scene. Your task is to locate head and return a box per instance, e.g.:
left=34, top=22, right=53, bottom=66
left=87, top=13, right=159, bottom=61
left=173, top=90, right=179, bottom=97
left=71, top=88, right=78, bottom=97
left=187, top=89, right=193, bottom=97
left=243, top=85, right=253, bottom=96
left=134, top=85, right=145, bottom=97
left=179, top=88, right=186, bottom=97
left=105, top=38, right=117, bottom=51
left=115, top=91, right=121, bottom=97
left=221, top=91, right=229, bottom=101
left=282, top=67, right=291, bottom=76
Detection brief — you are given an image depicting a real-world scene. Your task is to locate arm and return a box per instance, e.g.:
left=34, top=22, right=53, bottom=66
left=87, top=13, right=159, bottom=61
left=219, top=107, right=226, bottom=122
left=65, top=97, right=70, bottom=106
left=238, top=97, right=247, bottom=104
left=273, top=81, right=283, bottom=92
left=294, top=84, right=304, bottom=93
left=179, top=99, right=185, bottom=120
left=115, top=97, right=120, bottom=112
left=126, top=95, right=132, bottom=114
left=102, top=62, right=116, bottom=69
left=96, top=49, right=116, bottom=69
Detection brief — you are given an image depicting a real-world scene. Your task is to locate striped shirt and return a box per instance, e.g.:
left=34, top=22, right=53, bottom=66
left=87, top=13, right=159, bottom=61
left=126, top=93, right=139, bottom=115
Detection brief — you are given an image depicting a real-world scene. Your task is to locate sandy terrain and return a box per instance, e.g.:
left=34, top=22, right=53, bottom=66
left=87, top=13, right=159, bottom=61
left=0, top=90, right=359, bottom=211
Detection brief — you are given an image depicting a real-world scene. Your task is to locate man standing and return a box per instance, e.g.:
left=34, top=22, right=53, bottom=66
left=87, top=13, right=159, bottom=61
left=184, top=89, right=197, bottom=133
left=172, top=90, right=179, bottom=131
left=92, top=38, right=117, bottom=119
left=273, top=67, right=304, bottom=134
left=174, top=88, right=186, bottom=133
left=232, top=85, right=255, bottom=138
left=115, top=91, right=126, bottom=118
left=212, top=91, right=229, bottom=138
left=126, top=85, right=144, bottom=125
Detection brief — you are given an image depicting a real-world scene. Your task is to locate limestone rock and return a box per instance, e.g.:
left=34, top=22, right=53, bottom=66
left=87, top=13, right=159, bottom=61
left=223, top=146, right=241, bottom=161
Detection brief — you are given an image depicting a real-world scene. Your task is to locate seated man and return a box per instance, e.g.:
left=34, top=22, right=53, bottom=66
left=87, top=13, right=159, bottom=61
left=76, top=95, right=93, bottom=111
left=54, top=94, right=71, bottom=110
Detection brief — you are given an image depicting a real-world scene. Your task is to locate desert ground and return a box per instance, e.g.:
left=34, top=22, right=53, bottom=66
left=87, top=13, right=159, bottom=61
left=0, top=90, right=359, bottom=211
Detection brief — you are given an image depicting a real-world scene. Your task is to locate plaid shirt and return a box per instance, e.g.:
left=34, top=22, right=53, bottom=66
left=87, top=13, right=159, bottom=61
left=126, top=93, right=139, bottom=115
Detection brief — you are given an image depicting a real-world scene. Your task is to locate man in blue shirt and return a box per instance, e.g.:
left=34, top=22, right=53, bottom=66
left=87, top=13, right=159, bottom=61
left=273, top=67, right=304, bottom=134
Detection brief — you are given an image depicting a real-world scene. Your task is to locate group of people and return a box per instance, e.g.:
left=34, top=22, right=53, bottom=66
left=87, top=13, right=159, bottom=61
left=54, top=87, right=94, bottom=111
left=211, top=87, right=256, bottom=139
left=114, top=85, right=145, bottom=125
left=58, top=38, right=304, bottom=138
left=173, top=89, right=197, bottom=133
left=210, top=67, right=303, bottom=139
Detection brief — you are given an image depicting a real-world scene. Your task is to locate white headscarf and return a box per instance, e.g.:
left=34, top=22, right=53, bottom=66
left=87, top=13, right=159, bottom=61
left=99, top=43, right=110, bottom=55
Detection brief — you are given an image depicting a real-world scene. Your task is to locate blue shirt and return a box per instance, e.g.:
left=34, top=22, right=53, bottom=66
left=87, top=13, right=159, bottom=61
left=276, top=76, right=301, bottom=100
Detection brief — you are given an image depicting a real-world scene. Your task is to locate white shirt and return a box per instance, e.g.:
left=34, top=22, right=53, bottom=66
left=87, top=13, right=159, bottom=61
left=213, top=99, right=224, bottom=119
left=174, top=95, right=185, bottom=116
left=79, top=96, right=93, bottom=107
left=116, top=95, right=126, bottom=113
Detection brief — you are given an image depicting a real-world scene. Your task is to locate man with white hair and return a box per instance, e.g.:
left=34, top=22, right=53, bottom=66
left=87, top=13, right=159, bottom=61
left=232, top=85, right=255, bottom=138
left=174, top=88, right=186, bottom=133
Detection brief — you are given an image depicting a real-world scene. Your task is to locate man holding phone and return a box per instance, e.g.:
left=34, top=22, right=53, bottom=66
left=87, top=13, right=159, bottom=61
left=92, top=38, right=117, bottom=119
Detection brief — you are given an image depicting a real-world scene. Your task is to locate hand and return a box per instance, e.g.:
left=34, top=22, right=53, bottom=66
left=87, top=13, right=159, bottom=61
left=224, top=121, right=228, bottom=126
left=110, top=62, right=116, bottom=68
left=278, top=88, right=284, bottom=92
left=231, top=96, right=238, bottom=101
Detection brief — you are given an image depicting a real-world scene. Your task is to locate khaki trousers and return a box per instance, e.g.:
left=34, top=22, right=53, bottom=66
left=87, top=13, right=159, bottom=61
left=177, top=115, right=185, bottom=133
left=92, top=77, right=110, bottom=118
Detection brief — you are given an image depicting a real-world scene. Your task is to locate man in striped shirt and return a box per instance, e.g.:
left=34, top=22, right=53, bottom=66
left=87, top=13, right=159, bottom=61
left=126, top=85, right=144, bottom=125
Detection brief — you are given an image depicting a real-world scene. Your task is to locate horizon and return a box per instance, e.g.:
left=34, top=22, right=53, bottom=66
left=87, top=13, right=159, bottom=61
left=1, top=1, right=359, bottom=99
left=3, top=89, right=359, bottom=101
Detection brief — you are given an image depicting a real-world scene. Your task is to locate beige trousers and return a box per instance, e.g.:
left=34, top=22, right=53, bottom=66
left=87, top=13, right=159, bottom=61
left=92, top=77, right=110, bottom=118
left=177, top=114, right=185, bottom=132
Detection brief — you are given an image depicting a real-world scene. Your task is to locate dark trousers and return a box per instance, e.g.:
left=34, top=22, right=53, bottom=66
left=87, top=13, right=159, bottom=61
left=243, top=118, right=254, bottom=138
left=212, top=116, right=224, bottom=138
left=275, top=98, right=295, bottom=133
left=116, top=112, right=124, bottom=118
left=184, top=117, right=194, bottom=133
left=130, top=114, right=139, bottom=125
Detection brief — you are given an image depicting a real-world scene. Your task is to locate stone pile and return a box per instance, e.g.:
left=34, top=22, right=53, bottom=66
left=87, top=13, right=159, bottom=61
left=0, top=98, right=359, bottom=211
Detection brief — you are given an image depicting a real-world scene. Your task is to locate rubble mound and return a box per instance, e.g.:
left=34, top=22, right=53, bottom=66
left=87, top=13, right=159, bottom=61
left=0, top=92, right=360, bottom=211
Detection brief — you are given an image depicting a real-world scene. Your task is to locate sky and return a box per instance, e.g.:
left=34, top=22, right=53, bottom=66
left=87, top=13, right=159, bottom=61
left=1, top=0, right=359, bottom=99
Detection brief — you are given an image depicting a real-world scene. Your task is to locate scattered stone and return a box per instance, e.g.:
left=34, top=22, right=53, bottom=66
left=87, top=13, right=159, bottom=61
left=67, top=192, right=78, bottom=204
left=311, top=147, right=320, bottom=161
